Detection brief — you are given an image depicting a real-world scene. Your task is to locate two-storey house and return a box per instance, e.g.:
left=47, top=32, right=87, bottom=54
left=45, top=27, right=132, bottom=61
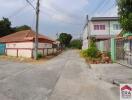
left=82, top=17, right=122, bottom=51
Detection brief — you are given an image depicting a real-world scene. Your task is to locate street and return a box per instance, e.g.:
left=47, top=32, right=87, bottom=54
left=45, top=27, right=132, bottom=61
left=0, top=50, right=131, bottom=100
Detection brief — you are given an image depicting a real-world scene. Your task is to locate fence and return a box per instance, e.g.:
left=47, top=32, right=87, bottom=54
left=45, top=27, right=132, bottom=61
left=5, top=47, right=60, bottom=58
left=0, top=44, right=5, bottom=55
left=116, top=39, right=132, bottom=65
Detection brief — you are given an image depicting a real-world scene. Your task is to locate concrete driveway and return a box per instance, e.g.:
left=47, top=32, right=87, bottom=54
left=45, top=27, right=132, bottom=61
left=0, top=50, right=131, bottom=100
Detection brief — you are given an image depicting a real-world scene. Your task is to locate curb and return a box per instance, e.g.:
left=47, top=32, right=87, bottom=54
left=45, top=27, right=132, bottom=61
left=116, top=62, right=132, bottom=69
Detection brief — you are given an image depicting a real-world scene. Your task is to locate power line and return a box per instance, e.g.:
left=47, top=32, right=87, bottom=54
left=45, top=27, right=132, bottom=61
left=101, top=2, right=116, bottom=15
left=83, top=0, right=108, bottom=29
left=9, top=0, right=35, bottom=19
left=26, top=0, right=36, bottom=10
left=90, top=0, right=112, bottom=17
left=90, top=0, right=108, bottom=16
left=40, top=4, right=83, bottom=26
left=9, top=5, right=27, bottom=18
left=40, top=10, right=83, bottom=26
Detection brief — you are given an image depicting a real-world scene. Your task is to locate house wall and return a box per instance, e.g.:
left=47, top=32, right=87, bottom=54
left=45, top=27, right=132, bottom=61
left=35, top=43, right=52, bottom=48
left=5, top=42, right=56, bottom=58
left=90, top=20, right=121, bottom=36
left=6, top=42, right=33, bottom=58
left=82, top=27, right=89, bottom=50
left=32, top=42, right=54, bottom=57
left=6, top=42, right=34, bottom=48
left=82, top=20, right=122, bottom=50
left=90, top=21, right=109, bottom=35
left=110, top=21, right=121, bottom=35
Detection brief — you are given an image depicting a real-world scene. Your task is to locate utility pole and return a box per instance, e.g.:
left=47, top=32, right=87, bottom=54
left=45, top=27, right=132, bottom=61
left=35, top=0, right=40, bottom=60
left=86, top=15, right=90, bottom=47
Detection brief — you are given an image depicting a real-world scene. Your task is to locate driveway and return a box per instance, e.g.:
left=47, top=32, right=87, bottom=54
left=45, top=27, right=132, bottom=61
left=0, top=50, right=131, bottom=100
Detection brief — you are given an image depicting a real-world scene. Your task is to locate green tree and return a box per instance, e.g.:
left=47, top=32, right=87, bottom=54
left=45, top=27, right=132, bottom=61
left=58, top=33, right=72, bottom=47
left=70, top=39, right=82, bottom=49
left=0, top=17, right=13, bottom=37
left=14, top=25, right=31, bottom=32
left=117, top=0, right=132, bottom=33
left=0, top=18, right=31, bottom=37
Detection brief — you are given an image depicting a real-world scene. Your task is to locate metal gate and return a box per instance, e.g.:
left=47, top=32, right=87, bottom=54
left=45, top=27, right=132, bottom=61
left=116, top=39, right=132, bottom=65
left=0, top=44, right=5, bottom=55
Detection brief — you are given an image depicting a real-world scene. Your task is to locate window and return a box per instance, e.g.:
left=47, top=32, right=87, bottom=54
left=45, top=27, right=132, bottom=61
left=113, top=24, right=120, bottom=30
left=94, top=25, right=99, bottom=30
left=100, top=25, right=105, bottom=30
left=94, top=25, right=105, bottom=30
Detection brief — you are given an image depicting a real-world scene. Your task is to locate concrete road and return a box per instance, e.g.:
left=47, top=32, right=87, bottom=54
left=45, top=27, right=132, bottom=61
left=48, top=50, right=119, bottom=100
left=0, top=52, right=68, bottom=100
left=0, top=50, right=130, bottom=100
left=91, top=64, right=132, bottom=84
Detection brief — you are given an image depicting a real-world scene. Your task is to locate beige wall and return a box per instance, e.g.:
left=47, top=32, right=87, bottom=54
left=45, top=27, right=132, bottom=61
left=18, top=50, right=32, bottom=58
left=6, top=49, right=32, bottom=58
left=6, top=42, right=56, bottom=58
left=6, top=49, right=17, bottom=57
left=6, top=42, right=33, bottom=58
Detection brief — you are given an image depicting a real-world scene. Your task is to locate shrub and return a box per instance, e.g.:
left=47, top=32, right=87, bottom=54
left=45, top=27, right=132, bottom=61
left=37, top=52, right=43, bottom=59
left=82, top=47, right=100, bottom=58
left=81, top=38, right=101, bottom=59
left=107, top=52, right=111, bottom=58
left=87, top=47, right=98, bottom=58
left=81, top=49, right=88, bottom=57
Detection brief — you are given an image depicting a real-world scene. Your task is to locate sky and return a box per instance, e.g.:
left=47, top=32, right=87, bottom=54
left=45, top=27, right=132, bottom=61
left=0, top=0, right=118, bottom=39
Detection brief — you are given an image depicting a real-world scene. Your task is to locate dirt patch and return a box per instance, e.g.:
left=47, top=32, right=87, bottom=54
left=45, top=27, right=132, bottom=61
left=0, top=53, right=60, bottom=64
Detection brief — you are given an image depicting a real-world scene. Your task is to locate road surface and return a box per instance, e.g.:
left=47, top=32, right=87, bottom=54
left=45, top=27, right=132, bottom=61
left=0, top=50, right=129, bottom=100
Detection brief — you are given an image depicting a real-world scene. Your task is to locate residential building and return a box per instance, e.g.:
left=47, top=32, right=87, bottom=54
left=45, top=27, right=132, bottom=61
left=82, top=17, right=122, bottom=50
left=0, top=30, right=57, bottom=58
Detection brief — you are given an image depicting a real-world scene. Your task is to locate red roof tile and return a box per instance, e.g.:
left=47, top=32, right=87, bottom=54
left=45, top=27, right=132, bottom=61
left=0, top=30, right=54, bottom=43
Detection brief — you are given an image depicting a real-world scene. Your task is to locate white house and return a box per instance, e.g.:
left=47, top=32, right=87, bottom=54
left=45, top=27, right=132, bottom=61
left=0, top=30, right=57, bottom=58
left=82, top=17, right=122, bottom=50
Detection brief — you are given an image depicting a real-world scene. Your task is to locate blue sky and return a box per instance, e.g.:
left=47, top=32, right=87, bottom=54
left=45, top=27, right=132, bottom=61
left=0, top=0, right=118, bottom=39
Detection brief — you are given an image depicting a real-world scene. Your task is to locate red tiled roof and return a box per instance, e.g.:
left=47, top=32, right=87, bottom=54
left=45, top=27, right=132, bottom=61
left=0, top=30, right=55, bottom=43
